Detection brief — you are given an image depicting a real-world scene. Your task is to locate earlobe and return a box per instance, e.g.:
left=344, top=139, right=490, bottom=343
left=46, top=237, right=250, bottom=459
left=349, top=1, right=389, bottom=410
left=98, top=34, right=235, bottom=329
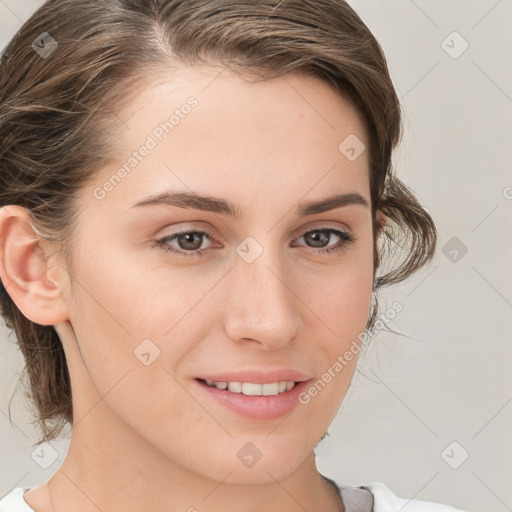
left=0, top=205, right=69, bottom=326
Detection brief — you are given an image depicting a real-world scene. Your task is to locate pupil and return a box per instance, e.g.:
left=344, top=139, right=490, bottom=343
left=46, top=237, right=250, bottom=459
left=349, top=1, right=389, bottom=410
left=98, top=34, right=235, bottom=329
left=179, top=232, right=202, bottom=250
left=306, top=231, right=329, bottom=248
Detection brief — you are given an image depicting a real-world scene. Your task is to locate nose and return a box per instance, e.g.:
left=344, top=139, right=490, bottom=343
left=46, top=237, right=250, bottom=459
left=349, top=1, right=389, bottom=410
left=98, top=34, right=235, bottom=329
left=223, top=248, right=304, bottom=350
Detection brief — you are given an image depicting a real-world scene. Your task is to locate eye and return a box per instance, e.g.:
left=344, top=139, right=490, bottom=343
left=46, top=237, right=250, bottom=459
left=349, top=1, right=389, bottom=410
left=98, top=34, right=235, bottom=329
left=153, top=229, right=213, bottom=258
left=153, top=227, right=355, bottom=258
left=293, top=228, right=354, bottom=254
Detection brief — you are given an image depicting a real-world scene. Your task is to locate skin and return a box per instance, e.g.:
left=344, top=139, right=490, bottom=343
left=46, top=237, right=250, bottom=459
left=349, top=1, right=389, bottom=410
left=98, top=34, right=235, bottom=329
left=0, top=65, right=386, bottom=512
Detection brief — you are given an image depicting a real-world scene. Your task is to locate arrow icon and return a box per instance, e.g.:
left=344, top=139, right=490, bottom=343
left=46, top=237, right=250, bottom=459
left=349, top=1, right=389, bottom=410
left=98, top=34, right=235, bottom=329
left=338, top=134, right=365, bottom=161
left=237, top=441, right=262, bottom=467
left=236, top=236, right=263, bottom=263
left=441, top=31, right=468, bottom=59
left=442, top=237, right=467, bottom=262
left=31, top=441, right=59, bottom=468
left=31, top=32, right=58, bottom=59
left=441, top=441, right=469, bottom=469
left=134, top=339, right=161, bottom=365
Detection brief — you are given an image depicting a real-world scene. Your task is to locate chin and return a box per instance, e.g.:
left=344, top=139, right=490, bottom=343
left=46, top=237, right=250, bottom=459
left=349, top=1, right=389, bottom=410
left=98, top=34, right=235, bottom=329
left=200, top=435, right=315, bottom=485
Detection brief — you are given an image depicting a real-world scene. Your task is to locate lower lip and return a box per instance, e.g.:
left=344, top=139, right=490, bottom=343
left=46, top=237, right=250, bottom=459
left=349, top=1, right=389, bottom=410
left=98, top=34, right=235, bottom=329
left=195, top=379, right=311, bottom=421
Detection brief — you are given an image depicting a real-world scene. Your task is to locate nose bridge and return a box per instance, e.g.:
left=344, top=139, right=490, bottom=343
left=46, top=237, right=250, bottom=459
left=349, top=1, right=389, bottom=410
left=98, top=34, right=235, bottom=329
left=223, top=239, right=302, bottom=348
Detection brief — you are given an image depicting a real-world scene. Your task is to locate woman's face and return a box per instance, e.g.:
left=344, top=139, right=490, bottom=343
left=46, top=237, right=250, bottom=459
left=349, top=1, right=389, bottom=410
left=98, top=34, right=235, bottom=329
left=58, top=65, right=378, bottom=483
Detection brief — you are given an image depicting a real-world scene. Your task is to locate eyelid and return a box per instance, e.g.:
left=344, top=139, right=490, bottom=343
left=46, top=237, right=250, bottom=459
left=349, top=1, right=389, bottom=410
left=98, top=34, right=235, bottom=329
left=156, top=222, right=219, bottom=240
left=290, top=220, right=352, bottom=238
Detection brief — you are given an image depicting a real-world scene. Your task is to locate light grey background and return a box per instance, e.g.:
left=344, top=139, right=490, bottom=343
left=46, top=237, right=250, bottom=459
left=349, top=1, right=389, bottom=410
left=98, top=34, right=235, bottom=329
left=1, top=1, right=511, bottom=511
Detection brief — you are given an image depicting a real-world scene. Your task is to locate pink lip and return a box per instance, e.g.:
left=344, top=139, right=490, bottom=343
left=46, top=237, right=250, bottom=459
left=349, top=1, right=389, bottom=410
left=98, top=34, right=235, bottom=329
left=194, top=370, right=313, bottom=421
left=197, top=369, right=311, bottom=384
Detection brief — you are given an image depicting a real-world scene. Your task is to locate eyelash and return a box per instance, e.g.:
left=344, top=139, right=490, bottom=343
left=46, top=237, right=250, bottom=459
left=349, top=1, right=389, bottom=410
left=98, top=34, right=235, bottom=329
left=152, top=227, right=355, bottom=258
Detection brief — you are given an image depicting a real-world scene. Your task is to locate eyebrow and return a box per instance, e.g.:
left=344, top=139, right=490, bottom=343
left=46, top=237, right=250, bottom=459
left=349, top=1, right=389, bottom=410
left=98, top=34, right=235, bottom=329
left=128, top=190, right=369, bottom=217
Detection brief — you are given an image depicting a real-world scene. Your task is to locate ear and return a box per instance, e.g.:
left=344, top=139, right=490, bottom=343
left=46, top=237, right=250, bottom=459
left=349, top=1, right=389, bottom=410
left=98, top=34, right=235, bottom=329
left=0, top=205, right=69, bottom=325
left=373, top=209, right=388, bottom=277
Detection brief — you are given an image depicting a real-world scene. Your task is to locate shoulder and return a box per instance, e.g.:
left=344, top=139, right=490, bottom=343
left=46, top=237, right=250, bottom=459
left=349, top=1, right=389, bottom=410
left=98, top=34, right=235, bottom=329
left=338, top=481, right=467, bottom=512
left=0, top=488, right=35, bottom=512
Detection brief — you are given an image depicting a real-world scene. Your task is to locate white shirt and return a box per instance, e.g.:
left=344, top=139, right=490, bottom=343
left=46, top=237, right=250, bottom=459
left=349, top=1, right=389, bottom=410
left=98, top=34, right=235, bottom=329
left=0, top=482, right=466, bottom=511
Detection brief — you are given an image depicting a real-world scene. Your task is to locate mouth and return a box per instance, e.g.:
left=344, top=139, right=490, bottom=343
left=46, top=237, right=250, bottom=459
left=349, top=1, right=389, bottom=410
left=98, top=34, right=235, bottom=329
left=194, top=376, right=311, bottom=421
left=198, top=378, right=298, bottom=396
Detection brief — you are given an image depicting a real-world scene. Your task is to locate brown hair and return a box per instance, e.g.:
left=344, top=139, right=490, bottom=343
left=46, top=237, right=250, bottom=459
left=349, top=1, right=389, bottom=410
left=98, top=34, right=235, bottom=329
left=0, top=0, right=437, bottom=445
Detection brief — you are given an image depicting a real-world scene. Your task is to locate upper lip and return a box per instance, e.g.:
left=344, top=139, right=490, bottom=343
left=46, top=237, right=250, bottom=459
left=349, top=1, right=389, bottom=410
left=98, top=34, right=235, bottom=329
left=197, top=369, right=312, bottom=384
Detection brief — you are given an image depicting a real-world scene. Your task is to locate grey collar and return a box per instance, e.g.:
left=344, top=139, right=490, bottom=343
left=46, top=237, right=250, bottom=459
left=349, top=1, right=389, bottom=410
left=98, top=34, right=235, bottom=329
left=339, top=486, right=374, bottom=512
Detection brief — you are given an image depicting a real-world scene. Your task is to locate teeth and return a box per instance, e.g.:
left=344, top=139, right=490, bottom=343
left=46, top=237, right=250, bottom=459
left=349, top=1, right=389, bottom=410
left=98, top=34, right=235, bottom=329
left=204, top=380, right=296, bottom=396
left=227, top=382, right=242, bottom=393
left=242, top=382, right=263, bottom=395
left=262, top=383, right=279, bottom=396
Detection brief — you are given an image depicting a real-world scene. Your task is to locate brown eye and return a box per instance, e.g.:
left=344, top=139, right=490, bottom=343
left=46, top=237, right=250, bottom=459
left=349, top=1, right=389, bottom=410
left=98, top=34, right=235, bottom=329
left=153, top=227, right=354, bottom=259
left=175, top=232, right=205, bottom=251
left=154, top=230, right=213, bottom=257
left=295, top=228, right=354, bottom=254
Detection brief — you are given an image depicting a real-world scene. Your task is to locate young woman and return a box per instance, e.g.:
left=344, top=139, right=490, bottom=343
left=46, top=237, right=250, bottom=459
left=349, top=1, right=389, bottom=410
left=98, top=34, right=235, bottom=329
left=0, top=1, right=465, bottom=511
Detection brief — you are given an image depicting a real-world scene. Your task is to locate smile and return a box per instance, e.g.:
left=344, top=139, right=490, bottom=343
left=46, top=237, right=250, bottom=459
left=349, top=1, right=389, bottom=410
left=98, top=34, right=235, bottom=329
left=203, top=379, right=296, bottom=395
left=195, top=377, right=311, bottom=420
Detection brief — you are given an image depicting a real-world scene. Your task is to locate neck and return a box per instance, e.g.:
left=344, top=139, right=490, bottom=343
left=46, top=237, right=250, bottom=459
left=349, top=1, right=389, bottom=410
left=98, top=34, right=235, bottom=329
left=39, top=404, right=343, bottom=512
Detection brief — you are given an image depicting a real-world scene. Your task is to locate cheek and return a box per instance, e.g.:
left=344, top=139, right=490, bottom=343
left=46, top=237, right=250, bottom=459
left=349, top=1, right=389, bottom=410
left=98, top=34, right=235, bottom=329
left=294, top=260, right=374, bottom=421
left=314, top=270, right=372, bottom=325
left=296, top=243, right=375, bottom=339
left=70, top=244, right=207, bottom=338
left=66, top=260, right=204, bottom=438
left=65, top=245, right=221, bottom=392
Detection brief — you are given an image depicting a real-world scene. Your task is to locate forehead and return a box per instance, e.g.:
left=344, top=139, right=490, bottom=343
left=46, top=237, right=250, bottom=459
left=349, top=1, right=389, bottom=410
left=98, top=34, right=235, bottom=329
left=86, top=65, right=370, bottom=214
left=116, top=65, right=367, bottom=139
